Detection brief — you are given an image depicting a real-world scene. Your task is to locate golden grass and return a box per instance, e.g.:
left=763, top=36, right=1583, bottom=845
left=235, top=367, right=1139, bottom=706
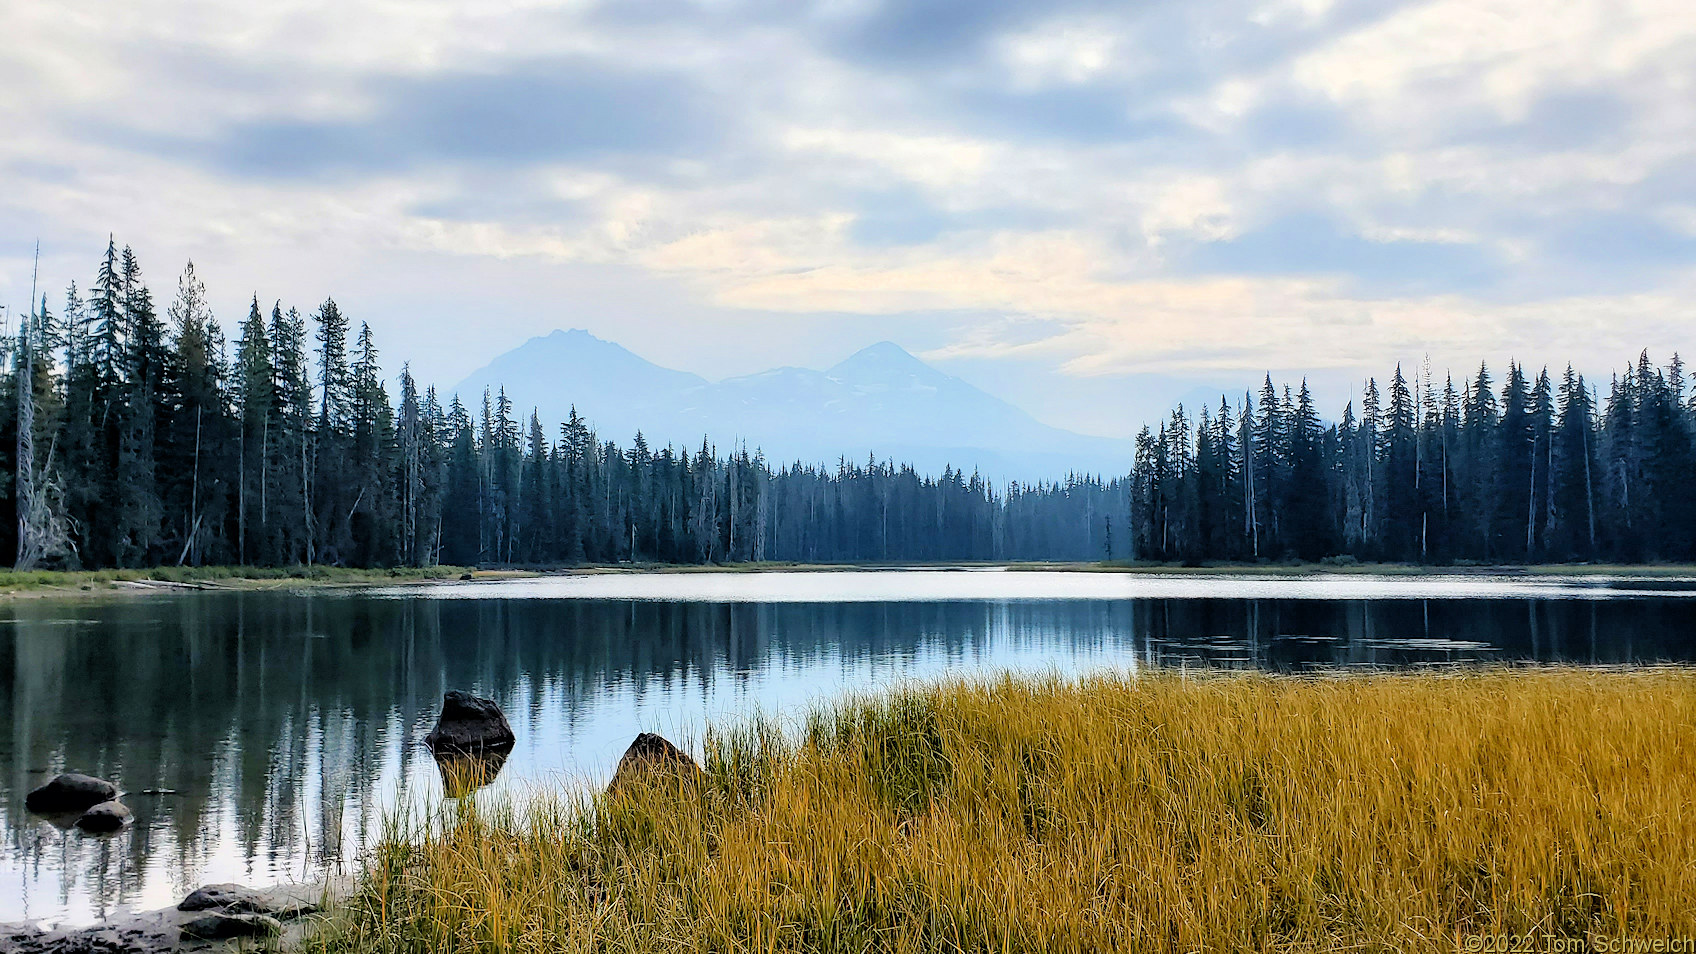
left=322, top=669, right=1696, bottom=953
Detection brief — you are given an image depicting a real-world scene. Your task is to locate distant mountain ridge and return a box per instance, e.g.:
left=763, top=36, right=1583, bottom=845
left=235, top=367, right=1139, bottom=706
left=450, top=330, right=1132, bottom=482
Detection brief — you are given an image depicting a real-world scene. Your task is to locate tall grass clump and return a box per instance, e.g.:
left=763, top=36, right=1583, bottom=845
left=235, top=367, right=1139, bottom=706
left=320, top=668, right=1696, bottom=952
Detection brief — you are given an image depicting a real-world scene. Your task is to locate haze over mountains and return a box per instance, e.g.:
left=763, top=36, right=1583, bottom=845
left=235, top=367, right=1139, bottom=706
left=450, top=330, right=1133, bottom=482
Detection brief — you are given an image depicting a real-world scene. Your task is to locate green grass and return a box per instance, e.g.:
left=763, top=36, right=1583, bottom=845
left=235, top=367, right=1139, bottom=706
left=0, top=563, right=471, bottom=594
left=317, top=668, right=1696, bottom=953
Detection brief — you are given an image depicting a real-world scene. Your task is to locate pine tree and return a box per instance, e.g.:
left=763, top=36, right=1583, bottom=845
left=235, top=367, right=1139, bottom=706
left=235, top=295, right=274, bottom=563
left=114, top=248, right=167, bottom=566
left=268, top=304, right=313, bottom=563
left=1493, top=362, right=1533, bottom=561
left=396, top=367, right=425, bottom=566
left=1529, top=368, right=1555, bottom=560
left=1286, top=381, right=1329, bottom=559
left=312, top=298, right=353, bottom=562
left=441, top=396, right=480, bottom=565
left=562, top=407, right=593, bottom=563
left=348, top=323, right=396, bottom=565
left=1253, top=376, right=1285, bottom=552
left=1552, top=366, right=1598, bottom=559
left=519, top=411, right=550, bottom=563
left=1382, top=365, right=1418, bottom=559
left=1361, top=378, right=1383, bottom=555
left=1460, top=362, right=1499, bottom=555
left=164, top=261, right=232, bottom=565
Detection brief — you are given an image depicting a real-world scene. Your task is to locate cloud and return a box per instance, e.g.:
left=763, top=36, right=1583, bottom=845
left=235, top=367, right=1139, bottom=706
left=126, top=60, right=726, bottom=179
left=825, top=0, right=1095, bottom=67
left=1, top=0, right=1693, bottom=426
left=1176, top=212, right=1503, bottom=293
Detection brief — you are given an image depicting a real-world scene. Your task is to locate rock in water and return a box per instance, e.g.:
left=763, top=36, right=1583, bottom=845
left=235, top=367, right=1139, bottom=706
left=424, top=690, right=515, bottom=753
left=73, top=800, right=132, bottom=833
left=178, top=883, right=319, bottom=919
left=180, top=913, right=284, bottom=941
left=608, top=732, right=702, bottom=793
left=24, top=773, right=118, bottom=814
left=179, top=883, right=260, bottom=912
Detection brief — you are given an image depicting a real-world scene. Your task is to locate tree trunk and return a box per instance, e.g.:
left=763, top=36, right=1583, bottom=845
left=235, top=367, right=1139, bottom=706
left=181, top=406, right=202, bottom=566
left=14, top=329, right=36, bottom=569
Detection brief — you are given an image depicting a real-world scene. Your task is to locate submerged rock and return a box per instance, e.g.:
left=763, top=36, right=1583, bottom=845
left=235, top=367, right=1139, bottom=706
left=179, top=912, right=283, bottom=941
left=72, top=801, right=132, bottom=834
left=433, top=747, right=510, bottom=798
left=178, top=883, right=318, bottom=919
left=424, top=690, right=515, bottom=753
left=24, top=774, right=118, bottom=815
left=608, top=732, right=702, bottom=793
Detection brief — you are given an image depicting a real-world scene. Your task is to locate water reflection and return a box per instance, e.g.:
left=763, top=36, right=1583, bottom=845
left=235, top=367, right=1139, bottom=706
left=1, top=582, right=1692, bottom=925
left=433, top=749, right=509, bottom=799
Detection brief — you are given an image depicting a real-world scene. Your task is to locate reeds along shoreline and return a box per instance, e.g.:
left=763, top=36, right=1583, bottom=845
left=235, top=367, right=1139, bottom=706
left=321, top=669, right=1696, bottom=953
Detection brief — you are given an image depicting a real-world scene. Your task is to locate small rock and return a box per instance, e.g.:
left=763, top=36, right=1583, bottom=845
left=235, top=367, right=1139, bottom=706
left=179, top=913, right=283, bottom=941
left=608, top=732, right=702, bottom=793
left=24, top=773, right=118, bottom=815
left=424, top=690, right=515, bottom=753
left=73, top=801, right=132, bottom=833
left=178, top=883, right=317, bottom=919
left=458, top=571, right=474, bottom=580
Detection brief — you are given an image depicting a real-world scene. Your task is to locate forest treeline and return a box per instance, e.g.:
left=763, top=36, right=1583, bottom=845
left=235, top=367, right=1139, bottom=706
left=2, top=240, right=1693, bottom=569
left=1131, top=358, right=1694, bottom=564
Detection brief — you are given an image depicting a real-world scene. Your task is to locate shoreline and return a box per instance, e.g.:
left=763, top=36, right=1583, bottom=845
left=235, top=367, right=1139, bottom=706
left=6, top=560, right=1696, bottom=601
left=0, top=566, right=521, bottom=601
left=0, top=879, right=345, bottom=953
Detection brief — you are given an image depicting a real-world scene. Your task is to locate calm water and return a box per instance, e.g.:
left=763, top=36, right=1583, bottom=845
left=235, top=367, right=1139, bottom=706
left=2, top=569, right=1694, bottom=926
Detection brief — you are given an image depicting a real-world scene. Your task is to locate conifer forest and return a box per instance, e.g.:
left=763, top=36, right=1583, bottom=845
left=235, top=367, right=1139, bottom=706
left=4, top=241, right=1693, bottom=570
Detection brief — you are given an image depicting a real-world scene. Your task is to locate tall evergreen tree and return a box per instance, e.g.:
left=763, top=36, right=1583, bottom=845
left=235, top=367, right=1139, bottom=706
left=234, top=295, right=274, bottom=563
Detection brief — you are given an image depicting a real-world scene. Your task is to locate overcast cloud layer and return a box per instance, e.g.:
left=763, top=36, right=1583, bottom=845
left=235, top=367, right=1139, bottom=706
left=2, top=0, right=1693, bottom=437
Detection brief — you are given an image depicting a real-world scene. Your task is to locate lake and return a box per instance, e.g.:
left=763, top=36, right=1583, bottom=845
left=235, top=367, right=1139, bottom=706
left=3, top=569, right=1694, bottom=926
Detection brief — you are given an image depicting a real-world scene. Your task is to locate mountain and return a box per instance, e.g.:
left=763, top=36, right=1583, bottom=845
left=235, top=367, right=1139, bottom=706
left=449, top=331, right=1132, bottom=482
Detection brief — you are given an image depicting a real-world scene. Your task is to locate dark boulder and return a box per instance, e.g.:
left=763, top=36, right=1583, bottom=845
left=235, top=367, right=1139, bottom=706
left=73, top=801, right=132, bottom=833
left=424, top=690, right=515, bottom=753
left=25, top=774, right=118, bottom=815
left=178, top=883, right=318, bottom=919
left=608, top=732, right=702, bottom=793
left=179, top=913, right=283, bottom=941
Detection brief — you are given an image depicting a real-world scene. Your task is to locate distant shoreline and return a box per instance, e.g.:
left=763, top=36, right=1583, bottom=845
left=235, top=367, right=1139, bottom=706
left=0, top=565, right=487, bottom=600
left=565, top=559, right=1696, bottom=578
left=6, top=559, right=1696, bottom=600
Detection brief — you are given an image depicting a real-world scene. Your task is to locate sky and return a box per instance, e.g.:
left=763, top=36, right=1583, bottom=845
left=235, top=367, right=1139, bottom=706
left=2, top=0, right=1693, bottom=439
